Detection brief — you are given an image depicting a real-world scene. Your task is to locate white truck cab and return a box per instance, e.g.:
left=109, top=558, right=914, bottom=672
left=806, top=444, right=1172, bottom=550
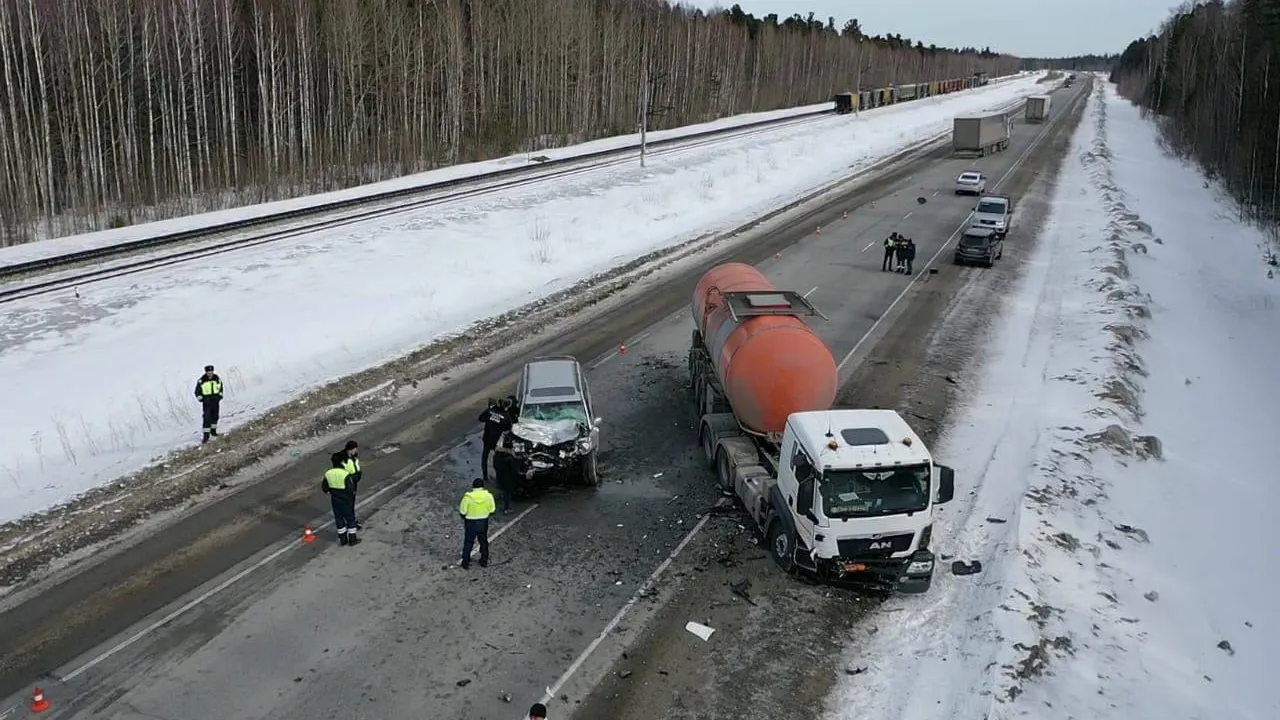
left=972, top=194, right=1012, bottom=238
left=714, top=408, right=955, bottom=593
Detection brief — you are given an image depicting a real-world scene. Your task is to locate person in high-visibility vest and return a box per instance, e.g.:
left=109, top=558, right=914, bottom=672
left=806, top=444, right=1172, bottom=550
left=322, top=453, right=360, bottom=546
left=341, top=440, right=363, bottom=530
left=458, top=478, right=496, bottom=569
left=194, top=364, right=224, bottom=444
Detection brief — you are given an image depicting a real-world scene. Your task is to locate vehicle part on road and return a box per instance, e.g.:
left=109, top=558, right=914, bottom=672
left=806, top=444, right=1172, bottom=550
left=505, top=356, right=602, bottom=493
left=951, top=560, right=983, bottom=575
left=690, top=263, right=837, bottom=435
left=688, top=263, right=958, bottom=593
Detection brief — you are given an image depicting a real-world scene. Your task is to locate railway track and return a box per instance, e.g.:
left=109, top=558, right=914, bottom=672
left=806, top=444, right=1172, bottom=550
left=0, top=110, right=839, bottom=292
left=0, top=110, right=841, bottom=305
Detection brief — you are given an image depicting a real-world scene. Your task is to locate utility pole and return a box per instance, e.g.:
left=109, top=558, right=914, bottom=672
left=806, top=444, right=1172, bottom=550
left=640, top=61, right=650, bottom=168
left=854, top=38, right=864, bottom=116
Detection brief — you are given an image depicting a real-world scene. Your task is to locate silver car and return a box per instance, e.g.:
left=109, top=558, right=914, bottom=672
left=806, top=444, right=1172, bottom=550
left=954, top=171, right=986, bottom=195
left=510, top=355, right=602, bottom=487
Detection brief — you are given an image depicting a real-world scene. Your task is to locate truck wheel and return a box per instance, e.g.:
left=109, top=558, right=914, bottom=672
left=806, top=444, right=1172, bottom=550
left=767, top=522, right=797, bottom=574
left=700, top=425, right=717, bottom=468
left=715, top=448, right=734, bottom=492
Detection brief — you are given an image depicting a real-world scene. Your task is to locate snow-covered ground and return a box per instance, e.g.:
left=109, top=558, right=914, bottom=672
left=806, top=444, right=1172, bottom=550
left=0, top=72, right=1034, bottom=267
left=0, top=74, right=1045, bottom=527
left=825, top=81, right=1280, bottom=719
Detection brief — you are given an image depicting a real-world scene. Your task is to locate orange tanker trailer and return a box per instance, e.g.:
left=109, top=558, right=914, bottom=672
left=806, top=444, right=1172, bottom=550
left=689, top=262, right=837, bottom=436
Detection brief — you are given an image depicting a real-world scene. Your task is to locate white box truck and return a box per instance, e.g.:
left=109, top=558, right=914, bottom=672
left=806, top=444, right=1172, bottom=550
left=1025, top=95, right=1051, bottom=123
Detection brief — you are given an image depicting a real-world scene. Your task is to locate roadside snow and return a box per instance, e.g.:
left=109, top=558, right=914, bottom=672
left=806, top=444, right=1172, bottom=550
left=824, top=80, right=1280, bottom=719
left=0, top=75, right=1045, bottom=527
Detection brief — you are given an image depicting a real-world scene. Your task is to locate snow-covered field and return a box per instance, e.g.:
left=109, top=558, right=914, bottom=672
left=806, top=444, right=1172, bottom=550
left=825, top=81, right=1280, bottom=719
left=0, top=74, right=1045, bottom=527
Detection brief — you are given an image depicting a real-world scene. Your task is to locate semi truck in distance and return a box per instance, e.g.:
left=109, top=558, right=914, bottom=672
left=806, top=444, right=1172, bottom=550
left=686, top=263, right=956, bottom=593
left=1024, top=95, right=1051, bottom=123
left=953, top=112, right=1012, bottom=156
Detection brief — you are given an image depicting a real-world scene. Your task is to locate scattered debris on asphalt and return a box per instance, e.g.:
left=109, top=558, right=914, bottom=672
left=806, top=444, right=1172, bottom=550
left=685, top=621, right=716, bottom=641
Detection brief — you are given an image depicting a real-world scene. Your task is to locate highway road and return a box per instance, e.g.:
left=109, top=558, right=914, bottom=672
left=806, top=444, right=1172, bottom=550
left=0, top=78, right=1090, bottom=719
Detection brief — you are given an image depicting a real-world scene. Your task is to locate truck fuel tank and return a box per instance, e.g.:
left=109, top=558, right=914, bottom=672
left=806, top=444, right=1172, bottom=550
left=691, top=263, right=838, bottom=435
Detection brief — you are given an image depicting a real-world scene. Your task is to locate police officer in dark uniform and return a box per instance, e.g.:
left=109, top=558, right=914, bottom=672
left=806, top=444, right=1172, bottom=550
left=492, top=428, right=518, bottom=514
left=322, top=452, right=360, bottom=546
left=903, top=237, right=917, bottom=275
left=478, top=398, right=514, bottom=482
left=341, top=440, right=362, bottom=530
left=194, top=365, right=223, bottom=444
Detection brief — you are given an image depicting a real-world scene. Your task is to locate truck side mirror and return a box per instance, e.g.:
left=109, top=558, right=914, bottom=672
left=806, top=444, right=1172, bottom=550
left=797, top=478, right=816, bottom=516
left=934, top=465, right=956, bottom=504
left=593, top=417, right=603, bottom=428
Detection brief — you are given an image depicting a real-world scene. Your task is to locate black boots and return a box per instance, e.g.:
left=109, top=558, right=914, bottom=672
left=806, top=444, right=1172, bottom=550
left=347, top=532, right=361, bottom=546
left=339, top=533, right=349, bottom=546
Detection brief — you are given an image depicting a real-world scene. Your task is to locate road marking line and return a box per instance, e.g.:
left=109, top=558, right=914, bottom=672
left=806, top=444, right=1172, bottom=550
left=932, top=190, right=939, bottom=196
left=836, top=86, right=1079, bottom=373
left=533, top=513, right=712, bottom=712
left=59, top=441, right=473, bottom=682
left=803, top=286, right=818, bottom=298
left=861, top=241, right=875, bottom=253
left=470, top=504, right=538, bottom=559
left=903, top=211, right=913, bottom=220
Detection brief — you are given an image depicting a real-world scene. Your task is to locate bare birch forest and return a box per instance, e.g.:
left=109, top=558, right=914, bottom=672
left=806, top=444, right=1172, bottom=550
left=0, top=0, right=1017, bottom=245
left=1111, top=0, right=1280, bottom=233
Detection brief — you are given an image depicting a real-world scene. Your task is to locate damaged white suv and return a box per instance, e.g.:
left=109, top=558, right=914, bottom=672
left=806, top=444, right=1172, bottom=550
left=509, top=355, right=602, bottom=487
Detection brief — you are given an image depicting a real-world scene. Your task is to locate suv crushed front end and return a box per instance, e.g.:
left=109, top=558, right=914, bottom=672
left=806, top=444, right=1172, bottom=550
left=507, top=418, right=596, bottom=490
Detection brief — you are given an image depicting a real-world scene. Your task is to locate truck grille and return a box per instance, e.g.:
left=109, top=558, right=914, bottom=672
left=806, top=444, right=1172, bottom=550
left=838, top=533, right=914, bottom=557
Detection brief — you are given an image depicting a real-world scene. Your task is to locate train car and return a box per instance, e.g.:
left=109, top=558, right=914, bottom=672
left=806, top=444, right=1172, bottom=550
left=897, top=83, right=918, bottom=102
left=833, top=92, right=855, bottom=114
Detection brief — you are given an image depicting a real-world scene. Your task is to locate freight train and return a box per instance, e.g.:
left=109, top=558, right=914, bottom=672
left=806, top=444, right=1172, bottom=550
left=833, top=72, right=994, bottom=115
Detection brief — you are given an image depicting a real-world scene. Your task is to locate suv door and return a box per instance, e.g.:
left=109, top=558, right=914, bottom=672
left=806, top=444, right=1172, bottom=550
left=577, top=363, right=601, bottom=449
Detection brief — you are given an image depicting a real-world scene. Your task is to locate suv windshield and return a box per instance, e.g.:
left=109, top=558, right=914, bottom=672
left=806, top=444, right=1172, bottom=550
left=976, top=201, right=1006, bottom=215
left=819, top=464, right=930, bottom=518
left=520, top=400, right=587, bottom=424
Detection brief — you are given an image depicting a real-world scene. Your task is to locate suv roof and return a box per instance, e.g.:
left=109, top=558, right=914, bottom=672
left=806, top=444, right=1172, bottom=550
left=963, top=226, right=997, bottom=237
left=520, top=356, right=584, bottom=404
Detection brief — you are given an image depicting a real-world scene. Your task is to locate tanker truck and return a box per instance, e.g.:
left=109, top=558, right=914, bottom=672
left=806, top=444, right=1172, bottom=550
left=687, top=263, right=956, bottom=593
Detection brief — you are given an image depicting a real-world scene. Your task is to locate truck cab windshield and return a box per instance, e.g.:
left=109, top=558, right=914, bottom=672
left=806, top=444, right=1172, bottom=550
left=819, top=464, right=930, bottom=518
left=976, top=201, right=1005, bottom=214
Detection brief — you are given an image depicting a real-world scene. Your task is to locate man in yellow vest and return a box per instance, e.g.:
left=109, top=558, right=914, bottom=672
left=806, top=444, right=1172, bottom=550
left=194, top=364, right=223, bottom=444
left=341, top=440, right=362, bottom=530
left=322, top=453, right=360, bottom=546
left=458, top=478, right=496, bottom=569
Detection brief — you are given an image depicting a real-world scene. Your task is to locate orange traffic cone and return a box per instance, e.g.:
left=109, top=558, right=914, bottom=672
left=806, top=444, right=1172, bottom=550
left=815, top=226, right=822, bottom=235
left=842, top=211, right=849, bottom=219
left=619, top=344, right=628, bottom=355
left=774, top=252, right=782, bottom=259
left=30, top=687, right=50, bottom=713
left=302, top=525, right=317, bottom=544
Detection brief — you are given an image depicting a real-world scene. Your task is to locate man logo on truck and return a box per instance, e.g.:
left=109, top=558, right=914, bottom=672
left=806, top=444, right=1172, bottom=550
left=869, top=541, right=893, bottom=550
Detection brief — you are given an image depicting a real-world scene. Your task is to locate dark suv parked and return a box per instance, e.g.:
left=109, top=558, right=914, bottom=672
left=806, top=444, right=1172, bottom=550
left=954, top=226, right=1004, bottom=267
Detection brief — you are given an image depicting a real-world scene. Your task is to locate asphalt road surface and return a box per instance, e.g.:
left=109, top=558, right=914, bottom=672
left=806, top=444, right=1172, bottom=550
left=0, top=78, right=1090, bottom=719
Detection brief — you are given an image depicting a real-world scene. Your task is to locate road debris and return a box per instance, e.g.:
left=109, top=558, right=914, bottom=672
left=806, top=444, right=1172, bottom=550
left=685, top=621, right=716, bottom=641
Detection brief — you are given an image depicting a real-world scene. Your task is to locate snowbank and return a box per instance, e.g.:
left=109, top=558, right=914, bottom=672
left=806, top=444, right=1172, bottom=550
left=0, top=75, right=1046, bottom=526
left=823, top=81, right=1280, bottom=719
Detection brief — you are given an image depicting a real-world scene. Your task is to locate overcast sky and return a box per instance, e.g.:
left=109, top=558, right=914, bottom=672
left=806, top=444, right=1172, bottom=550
left=687, top=0, right=1181, bottom=57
